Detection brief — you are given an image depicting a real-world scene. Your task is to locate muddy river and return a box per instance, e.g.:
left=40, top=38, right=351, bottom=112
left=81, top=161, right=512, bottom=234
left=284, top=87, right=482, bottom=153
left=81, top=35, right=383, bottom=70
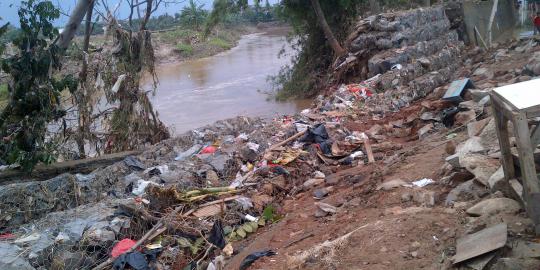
left=144, top=29, right=310, bottom=134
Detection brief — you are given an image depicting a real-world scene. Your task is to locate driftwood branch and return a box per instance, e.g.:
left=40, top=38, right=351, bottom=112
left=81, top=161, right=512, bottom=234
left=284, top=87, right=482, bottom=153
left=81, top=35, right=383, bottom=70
left=92, top=206, right=184, bottom=270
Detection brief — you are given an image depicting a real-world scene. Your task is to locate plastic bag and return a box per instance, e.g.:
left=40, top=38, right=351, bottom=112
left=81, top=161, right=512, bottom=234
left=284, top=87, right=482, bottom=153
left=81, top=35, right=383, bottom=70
left=239, top=250, right=277, bottom=270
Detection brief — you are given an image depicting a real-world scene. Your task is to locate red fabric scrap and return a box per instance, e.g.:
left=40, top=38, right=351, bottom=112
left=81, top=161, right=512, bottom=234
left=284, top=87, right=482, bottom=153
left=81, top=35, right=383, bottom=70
left=111, top=238, right=138, bottom=258
left=200, top=146, right=217, bottom=154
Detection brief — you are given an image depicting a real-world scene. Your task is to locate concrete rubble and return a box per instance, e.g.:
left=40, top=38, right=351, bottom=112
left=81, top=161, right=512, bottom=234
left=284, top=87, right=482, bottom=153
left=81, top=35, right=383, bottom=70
left=0, top=5, right=539, bottom=270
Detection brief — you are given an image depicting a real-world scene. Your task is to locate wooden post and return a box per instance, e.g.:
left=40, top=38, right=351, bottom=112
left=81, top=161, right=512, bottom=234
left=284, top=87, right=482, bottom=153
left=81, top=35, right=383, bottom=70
left=491, top=98, right=515, bottom=181
left=513, top=111, right=540, bottom=228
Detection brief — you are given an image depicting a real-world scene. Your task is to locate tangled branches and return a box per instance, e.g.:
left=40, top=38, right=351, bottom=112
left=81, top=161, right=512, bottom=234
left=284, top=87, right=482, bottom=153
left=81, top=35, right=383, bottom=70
left=99, top=23, right=169, bottom=153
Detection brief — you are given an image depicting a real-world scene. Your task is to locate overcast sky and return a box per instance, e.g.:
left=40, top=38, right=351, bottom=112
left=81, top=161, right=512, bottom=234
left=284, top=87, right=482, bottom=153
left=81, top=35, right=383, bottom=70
left=0, top=0, right=277, bottom=27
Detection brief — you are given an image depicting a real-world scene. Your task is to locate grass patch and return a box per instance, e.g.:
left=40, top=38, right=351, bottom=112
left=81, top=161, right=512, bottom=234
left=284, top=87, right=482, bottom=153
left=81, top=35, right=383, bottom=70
left=209, top=37, right=232, bottom=50
left=160, top=29, right=198, bottom=44
left=175, top=43, right=194, bottom=55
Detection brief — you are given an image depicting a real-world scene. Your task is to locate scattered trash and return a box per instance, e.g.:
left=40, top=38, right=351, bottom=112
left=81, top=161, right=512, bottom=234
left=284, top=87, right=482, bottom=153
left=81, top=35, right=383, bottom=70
left=113, top=251, right=151, bottom=270
left=391, top=63, right=403, bottom=70
left=239, top=250, right=277, bottom=270
left=441, top=107, right=460, bottom=127
left=412, top=178, right=435, bottom=187
left=200, top=146, right=218, bottom=154
left=144, top=165, right=169, bottom=177
left=442, top=78, right=474, bottom=103
left=124, top=156, right=146, bottom=170
left=13, top=232, right=40, bottom=244
left=299, top=124, right=329, bottom=144
left=132, top=179, right=158, bottom=196
left=175, top=144, right=202, bottom=161
left=208, top=220, right=226, bottom=249
left=237, top=133, right=249, bottom=141
left=0, top=232, right=15, bottom=241
left=246, top=142, right=260, bottom=152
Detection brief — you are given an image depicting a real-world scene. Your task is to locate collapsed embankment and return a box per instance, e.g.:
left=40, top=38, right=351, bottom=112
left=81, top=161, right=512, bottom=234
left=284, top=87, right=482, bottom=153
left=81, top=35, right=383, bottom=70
left=1, top=4, right=540, bottom=270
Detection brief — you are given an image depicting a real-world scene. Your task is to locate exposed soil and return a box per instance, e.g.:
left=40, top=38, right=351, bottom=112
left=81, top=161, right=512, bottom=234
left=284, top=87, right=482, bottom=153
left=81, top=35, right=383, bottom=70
left=224, top=130, right=465, bottom=270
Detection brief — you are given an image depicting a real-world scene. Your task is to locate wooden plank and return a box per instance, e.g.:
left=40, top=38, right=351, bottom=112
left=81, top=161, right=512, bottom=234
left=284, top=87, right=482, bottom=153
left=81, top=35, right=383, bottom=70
left=531, top=124, right=540, bottom=148
left=453, top=223, right=507, bottom=264
left=490, top=99, right=515, bottom=181
left=0, top=150, right=142, bottom=185
left=363, top=137, right=375, bottom=163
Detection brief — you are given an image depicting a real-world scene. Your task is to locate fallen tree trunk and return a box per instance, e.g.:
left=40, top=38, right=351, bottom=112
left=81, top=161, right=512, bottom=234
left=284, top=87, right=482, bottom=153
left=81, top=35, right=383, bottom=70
left=0, top=150, right=141, bottom=185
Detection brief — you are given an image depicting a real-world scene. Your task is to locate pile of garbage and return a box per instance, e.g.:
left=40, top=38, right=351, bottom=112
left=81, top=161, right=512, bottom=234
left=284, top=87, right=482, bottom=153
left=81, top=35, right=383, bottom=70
left=0, top=108, right=381, bottom=269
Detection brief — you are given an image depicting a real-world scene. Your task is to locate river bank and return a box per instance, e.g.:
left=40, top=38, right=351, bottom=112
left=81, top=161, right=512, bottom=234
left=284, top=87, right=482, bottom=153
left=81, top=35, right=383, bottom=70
left=152, top=24, right=291, bottom=65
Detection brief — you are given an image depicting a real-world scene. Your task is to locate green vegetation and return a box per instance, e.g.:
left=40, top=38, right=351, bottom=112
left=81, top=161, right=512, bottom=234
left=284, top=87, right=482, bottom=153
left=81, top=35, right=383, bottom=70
left=209, top=37, right=232, bottom=50
left=0, top=0, right=77, bottom=171
left=175, top=43, right=194, bottom=55
left=179, top=0, right=208, bottom=30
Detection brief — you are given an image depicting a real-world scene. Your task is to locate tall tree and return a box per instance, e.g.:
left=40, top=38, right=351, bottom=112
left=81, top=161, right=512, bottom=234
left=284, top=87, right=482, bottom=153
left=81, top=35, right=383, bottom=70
left=309, top=0, right=345, bottom=56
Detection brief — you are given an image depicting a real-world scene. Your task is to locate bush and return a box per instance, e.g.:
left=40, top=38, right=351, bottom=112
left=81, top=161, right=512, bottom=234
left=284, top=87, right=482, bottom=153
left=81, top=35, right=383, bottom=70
left=209, top=37, right=231, bottom=50
left=175, top=43, right=194, bottom=55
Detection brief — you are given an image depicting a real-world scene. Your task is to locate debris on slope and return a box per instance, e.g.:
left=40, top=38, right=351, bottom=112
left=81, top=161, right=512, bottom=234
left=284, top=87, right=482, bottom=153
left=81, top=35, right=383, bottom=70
left=1, top=6, right=540, bottom=270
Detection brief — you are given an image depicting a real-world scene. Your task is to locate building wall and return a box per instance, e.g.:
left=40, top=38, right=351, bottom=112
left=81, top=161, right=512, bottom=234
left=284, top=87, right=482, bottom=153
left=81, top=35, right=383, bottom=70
left=463, top=0, right=517, bottom=46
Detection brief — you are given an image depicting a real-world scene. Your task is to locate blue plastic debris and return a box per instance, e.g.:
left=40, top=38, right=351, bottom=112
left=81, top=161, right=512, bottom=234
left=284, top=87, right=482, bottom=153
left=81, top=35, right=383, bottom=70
left=442, top=78, right=475, bottom=102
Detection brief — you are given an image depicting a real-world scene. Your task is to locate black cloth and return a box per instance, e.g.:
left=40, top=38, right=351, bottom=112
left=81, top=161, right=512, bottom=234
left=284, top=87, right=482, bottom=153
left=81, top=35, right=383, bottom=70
left=239, top=250, right=277, bottom=270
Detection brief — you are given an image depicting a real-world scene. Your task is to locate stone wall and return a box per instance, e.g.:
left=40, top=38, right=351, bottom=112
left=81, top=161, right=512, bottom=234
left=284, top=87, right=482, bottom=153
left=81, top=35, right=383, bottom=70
left=341, top=6, right=464, bottom=114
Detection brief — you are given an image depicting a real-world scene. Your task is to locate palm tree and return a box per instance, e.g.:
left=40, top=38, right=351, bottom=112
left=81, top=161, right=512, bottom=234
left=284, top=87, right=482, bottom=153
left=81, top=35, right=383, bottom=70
left=180, top=0, right=208, bottom=30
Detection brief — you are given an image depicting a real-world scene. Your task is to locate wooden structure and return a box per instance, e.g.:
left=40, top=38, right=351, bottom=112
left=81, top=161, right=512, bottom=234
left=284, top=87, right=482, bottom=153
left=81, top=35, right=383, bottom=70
left=490, top=79, right=540, bottom=233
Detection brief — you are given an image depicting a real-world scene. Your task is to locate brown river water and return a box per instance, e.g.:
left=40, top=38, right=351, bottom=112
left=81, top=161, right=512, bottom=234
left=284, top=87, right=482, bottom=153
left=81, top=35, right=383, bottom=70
left=143, top=29, right=311, bottom=134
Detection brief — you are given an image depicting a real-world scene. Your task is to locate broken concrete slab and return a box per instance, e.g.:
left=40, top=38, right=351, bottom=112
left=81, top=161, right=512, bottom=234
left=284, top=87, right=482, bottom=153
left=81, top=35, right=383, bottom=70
left=488, top=166, right=511, bottom=195
left=445, top=153, right=460, bottom=168
left=453, top=223, right=507, bottom=264
left=509, top=240, right=540, bottom=259
left=446, top=179, right=488, bottom=206
left=456, top=137, right=487, bottom=158
left=466, top=198, right=521, bottom=217
left=454, top=110, right=476, bottom=126
left=491, top=257, right=540, bottom=270
left=465, top=251, right=496, bottom=270
left=467, top=118, right=491, bottom=137
left=459, top=154, right=499, bottom=186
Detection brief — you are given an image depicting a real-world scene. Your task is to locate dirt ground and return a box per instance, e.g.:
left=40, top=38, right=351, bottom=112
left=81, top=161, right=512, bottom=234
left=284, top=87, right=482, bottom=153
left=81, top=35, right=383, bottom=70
left=224, top=131, right=464, bottom=270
